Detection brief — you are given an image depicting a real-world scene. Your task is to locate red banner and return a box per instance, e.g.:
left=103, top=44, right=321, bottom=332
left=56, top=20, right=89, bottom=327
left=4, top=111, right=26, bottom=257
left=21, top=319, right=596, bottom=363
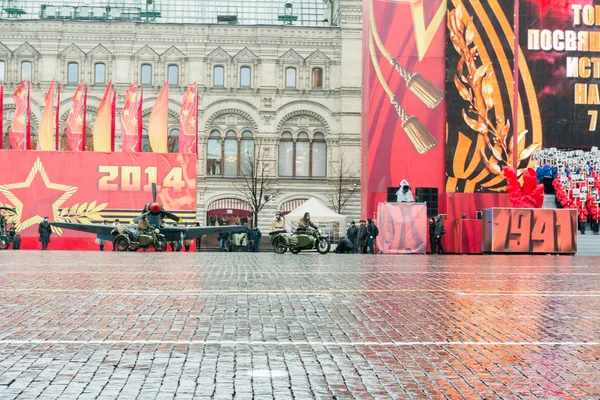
left=0, top=151, right=198, bottom=249
left=121, top=83, right=139, bottom=153
left=179, top=83, right=198, bottom=154
left=362, top=0, right=446, bottom=219
left=66, top=83, right=85, bottom=152
left=483, top=208, right=577, bottom=254
left=9, top=81, right=27, bottom=150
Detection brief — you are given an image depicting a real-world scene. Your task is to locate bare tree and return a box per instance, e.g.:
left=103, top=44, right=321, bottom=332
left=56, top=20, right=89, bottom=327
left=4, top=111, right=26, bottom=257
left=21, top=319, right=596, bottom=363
left=328, top=154, right=360, bottom=214
left=231, top=143, right=281, bottom=228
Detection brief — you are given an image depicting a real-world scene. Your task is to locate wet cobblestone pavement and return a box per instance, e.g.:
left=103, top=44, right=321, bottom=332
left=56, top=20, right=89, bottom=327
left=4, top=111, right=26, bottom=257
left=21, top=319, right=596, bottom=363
left=0, top=252, right=599, bottom=399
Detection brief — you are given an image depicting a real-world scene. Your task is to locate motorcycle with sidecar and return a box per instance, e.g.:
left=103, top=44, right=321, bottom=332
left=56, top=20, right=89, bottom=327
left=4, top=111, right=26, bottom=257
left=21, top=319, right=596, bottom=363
left=269, top=227, right=331, bottom=254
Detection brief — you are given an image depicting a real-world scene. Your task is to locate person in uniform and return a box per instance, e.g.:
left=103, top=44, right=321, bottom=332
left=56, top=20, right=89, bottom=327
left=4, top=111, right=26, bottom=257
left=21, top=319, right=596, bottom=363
left=38, top=216, right=52, bottom=250
left=195, top=222, right=202, bottom=252
left=252, top=226, right=262, bottom=252
left=298, top=212, right=318, bottom=231
left=271, top=212, right=286, bottom=231
left=434, top=216, right=445, bottom=254
left=346, top=221, right=358, bottom=253
left=358, top=220, right=368, bottom=253
left=95, top=220, right=109, bottom=251
left=138, top=215, right=152, bottom=233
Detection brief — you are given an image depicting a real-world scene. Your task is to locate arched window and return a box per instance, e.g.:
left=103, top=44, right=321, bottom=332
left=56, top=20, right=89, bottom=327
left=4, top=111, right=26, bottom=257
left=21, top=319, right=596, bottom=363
left=168, top=129, right=179, bottom=153
left=278, top=132, right=294, bottom=177
left=312, top=133, right=326, bottom=177
left=312, top=68, right=323, bottom=89
left=207, top=130, right=222, bottom=175
left=213, top=66, right=224, bottom=87
left=206, top=130, right=255, bottom=177
left=94, top=63, right=106, bottom=84
left=142, top=128, right=151, bottom=152
left=278, top=132, right=327, bottom=178
left=21, top=61, right=32, bottom=82
left=240, top=66, right=251, bottom=88
left=0, top=60, right=5, bottom=83
left=285, top=67, right=296, bottom=88
left=67, top=62, right=79, bottom=84
left=168, top=65, right=179, bottom=86
left=141, top=64, right=152, bottom=86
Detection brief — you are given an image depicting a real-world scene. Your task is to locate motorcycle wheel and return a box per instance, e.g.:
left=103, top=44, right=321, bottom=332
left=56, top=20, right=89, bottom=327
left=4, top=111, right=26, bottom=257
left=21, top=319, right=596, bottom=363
left=155, top=237, right=167, bottom=252
left=290, top=248, right=301, bottom=254
left=0, top=238, right=8, bottom=250
left=273, top=238, right=287, bottom=254
left=114, top=235, right=130, bottom=252
left=316, top=238, right=331, bottom=254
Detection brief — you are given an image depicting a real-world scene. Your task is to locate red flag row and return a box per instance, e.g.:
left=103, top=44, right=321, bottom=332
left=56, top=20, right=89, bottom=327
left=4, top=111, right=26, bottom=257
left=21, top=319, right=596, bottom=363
left=0, top=81, right=198, bottom=154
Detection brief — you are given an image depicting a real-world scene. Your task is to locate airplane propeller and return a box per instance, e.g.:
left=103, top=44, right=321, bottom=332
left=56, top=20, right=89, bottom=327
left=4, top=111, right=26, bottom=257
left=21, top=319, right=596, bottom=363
left=133, top=183, right=183, bottom=224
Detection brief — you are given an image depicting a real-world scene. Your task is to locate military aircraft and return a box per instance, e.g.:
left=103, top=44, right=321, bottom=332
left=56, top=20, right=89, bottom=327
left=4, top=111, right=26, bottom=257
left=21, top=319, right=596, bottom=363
left=52, top=183, right=249, bottom=247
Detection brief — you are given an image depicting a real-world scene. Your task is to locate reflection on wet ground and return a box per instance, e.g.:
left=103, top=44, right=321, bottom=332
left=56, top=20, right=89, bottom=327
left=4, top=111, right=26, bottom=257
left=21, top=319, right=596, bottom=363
left=0, top=252, right=598, bottom=398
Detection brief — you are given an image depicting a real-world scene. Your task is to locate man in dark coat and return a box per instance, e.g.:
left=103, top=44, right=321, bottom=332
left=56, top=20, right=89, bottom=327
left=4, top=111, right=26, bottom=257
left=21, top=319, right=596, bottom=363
left=346, top=221, right=358, bottom=253
left=335, top=236, right=353, bottom=254
left=428, top=217, right=436, bottom=254
left=38, top=216, right=52, bottom=250
left=366, top=219, right=379, bottom=254
left=252, top=227, right=262, bottom=252
left=434, top=216, right=445, bottom=254
left=358, top=220, right=368, bottom=254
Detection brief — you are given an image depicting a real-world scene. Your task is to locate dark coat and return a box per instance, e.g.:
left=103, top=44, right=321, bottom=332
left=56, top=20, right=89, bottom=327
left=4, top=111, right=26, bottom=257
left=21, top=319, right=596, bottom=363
left=347, top=225, right=358, bottom=240
left=38, top=221, right=52, bottom=243
left=358, top=225, right=368, bottom=246
left=434, top=220, right=445, bottom=237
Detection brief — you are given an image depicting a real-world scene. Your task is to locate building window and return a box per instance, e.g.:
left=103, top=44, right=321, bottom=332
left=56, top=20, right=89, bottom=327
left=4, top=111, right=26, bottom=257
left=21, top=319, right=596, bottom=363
left=207, top=130, right=222, bottom=175
left=278, top=132, right=327, bottom=178
left=311, top=133, right=326, bottom=177
left=94, top=63, right=106, bottom=84
left=142, top=128, right=151, bottom=152
left=213, top=66, right=224, bottom=87
left=312, top=68, right=323, bottom=89
left=67, top=62, right=79, bottom=84
left=141, top=64, right=152, bottom=86
left=168, top=129, right=179, bottom=153
left=285, top=67, right=296, bottom=88
left=0, top=61, right=5, bottom=83
left=207, top=130, right=254, bottom=177
left=240, top=66, right=251, bottom=88
left=21, top=61, right=32, bottom=82
left=168, top=65, right=179, bottom=86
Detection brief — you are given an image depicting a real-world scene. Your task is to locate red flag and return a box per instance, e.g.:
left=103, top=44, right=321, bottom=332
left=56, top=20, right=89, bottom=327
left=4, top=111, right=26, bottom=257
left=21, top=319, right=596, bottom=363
left=38, top=79, right=55, bottom=151
left=120, top=82, right=139, bottom=153
left=92, top=80, right=112, bottom=152
left=0, top=84, right=3, bottom=150
left=55, top=83, right=61, bottom=151
left=148, top=82, right=168, bottom=153
left=83, top=83, right=87, bottom=151
left=137, top=86, right=143, bottom=152
left=111, top=86, right=116, bottom=152
left=66, top=82, right=85, bottom=151
left=26, top=81, right=31, bottom=149
left=179, top=82, right=198, bottom=154
left=9, top=81, right=27, bottom=150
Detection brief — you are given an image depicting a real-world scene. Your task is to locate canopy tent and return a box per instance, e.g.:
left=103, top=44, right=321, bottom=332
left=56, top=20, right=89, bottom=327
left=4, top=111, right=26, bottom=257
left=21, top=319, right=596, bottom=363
left=284, top=198, right=347, bottom=238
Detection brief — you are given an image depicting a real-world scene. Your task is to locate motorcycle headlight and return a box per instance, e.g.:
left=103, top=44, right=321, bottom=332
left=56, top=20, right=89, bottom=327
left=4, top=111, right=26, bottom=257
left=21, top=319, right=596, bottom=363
left=155, top=229, right=160, bottom=234
left=318, top=229, right=322, bottom=234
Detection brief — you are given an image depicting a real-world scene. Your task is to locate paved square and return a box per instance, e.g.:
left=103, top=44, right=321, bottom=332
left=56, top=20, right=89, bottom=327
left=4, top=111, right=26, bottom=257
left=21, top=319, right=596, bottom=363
left=0, top=252, right=599, bottom=399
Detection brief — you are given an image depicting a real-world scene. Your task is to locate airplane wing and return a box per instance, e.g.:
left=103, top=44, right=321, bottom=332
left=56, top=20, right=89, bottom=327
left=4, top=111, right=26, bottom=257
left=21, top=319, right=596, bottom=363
left=51, top=222, right=116, bottom=241
left=160, top=225, right=250, bottom=241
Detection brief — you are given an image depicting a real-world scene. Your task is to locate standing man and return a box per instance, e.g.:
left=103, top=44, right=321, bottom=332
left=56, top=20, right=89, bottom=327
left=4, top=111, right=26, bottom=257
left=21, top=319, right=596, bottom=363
left=428, top=217, right=436, bottom=254
left=195, top=222, right=202, bottom=252
left=366, top=219, right=379, bottom=254
left=219, top=232, right=229, bottom=252
left=95, top=220, right=109, bottom=251
left=346, top=221, right=358, bottom=253
left=358, top=220, right=368, bottom=254
left=112, top=219, right=120, bottom=251
left=252, top=226, right=262, bottom=252
left=183, top=222, right=193, bottom=252
left=434, top=216, right=445, bottom=254
left=38, top=216, right=52, bottom=250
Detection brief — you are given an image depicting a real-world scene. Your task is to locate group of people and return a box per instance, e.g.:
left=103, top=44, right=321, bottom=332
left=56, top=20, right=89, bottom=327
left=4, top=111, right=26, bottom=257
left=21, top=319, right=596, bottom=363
left=218, top=226, right=262, bottom=252
left=336, top=219, right=379, bottom=254
left=535, top=148, right=600, bottom=235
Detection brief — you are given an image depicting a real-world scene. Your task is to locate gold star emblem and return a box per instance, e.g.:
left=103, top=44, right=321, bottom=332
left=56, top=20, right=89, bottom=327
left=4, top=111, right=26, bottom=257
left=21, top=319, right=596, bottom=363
left=0, top=157, right=78, bottom=232
left=124, top=109, right=130, bottom=116
left=182, top=110, right=189, bottom=116
left=381, top=0, right=446, bottom=61
left=186, top=91, right=195, bottom=102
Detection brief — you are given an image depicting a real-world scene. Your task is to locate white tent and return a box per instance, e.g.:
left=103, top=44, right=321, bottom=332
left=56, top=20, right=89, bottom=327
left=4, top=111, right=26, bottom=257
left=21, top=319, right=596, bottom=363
left=284, top=198, right=347, bottom=238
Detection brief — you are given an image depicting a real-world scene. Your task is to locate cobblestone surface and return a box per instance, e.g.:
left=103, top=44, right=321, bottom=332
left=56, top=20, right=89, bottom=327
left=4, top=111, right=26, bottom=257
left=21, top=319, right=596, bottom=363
left=0, top=252, right=599, bottom=399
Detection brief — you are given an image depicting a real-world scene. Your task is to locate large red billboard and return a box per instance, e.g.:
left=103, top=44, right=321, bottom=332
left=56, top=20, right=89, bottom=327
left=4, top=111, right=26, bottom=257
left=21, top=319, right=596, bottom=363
left=0, top=151, right=198, bottom=249
left=362, top=0, right=447, bottom=219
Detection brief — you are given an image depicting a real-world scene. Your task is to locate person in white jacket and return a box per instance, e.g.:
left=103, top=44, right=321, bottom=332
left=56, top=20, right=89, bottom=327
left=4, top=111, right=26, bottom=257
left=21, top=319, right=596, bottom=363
left=396, top=179, right=415, bottom=203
